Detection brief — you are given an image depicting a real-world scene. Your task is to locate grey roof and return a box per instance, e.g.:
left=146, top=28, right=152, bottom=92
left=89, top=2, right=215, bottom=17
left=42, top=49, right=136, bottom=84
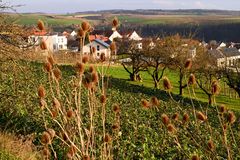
left=94, top=39, right=109, bottom=48
left=222, top=47, right=240, bottom=57
left=208, top=49, right=224, bottom=59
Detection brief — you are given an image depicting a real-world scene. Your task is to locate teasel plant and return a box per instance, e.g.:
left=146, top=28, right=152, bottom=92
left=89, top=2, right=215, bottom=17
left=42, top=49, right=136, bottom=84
left=37, top=19, right=120, bottom=160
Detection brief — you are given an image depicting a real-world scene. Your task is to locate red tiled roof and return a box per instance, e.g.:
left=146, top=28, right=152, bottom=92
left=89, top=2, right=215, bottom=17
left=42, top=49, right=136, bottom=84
left=33, top=30, right=47, bottom=36
left=89, top=34, right=109, bottom=42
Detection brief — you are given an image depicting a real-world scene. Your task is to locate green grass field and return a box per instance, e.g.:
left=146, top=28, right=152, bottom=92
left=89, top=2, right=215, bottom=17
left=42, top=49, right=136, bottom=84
left=9, top=14, right=81, bottom=26
left=7, top=13, right=240, bottom=26
left=106, top=65, right=240, bottom=110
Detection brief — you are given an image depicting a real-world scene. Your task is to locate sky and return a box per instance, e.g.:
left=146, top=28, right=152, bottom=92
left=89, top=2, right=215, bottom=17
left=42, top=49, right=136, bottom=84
left=5, top=0, right=240, bottom=13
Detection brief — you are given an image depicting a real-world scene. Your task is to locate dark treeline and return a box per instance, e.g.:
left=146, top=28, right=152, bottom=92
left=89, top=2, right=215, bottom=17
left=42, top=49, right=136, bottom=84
left=133, top=23, right=240, bottom=42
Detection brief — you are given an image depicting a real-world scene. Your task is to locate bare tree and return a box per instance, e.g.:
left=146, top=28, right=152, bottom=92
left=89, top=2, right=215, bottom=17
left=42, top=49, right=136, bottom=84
left=221, top=65, right=240, bottom=97
left=119, top=38, right=146, bottom=81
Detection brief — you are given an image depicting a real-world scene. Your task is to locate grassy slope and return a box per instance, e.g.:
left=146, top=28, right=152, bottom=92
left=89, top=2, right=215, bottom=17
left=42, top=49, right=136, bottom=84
left=9, top=14, right=81, bottom=25
left=107, top=65, right=240, bottom=110
left=7, top=13, right=240, bottom=26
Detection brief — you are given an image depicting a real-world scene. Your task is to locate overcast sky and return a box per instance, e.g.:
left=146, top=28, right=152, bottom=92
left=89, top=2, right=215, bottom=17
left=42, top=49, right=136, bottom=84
left=5, top=0, right=240, bottom=13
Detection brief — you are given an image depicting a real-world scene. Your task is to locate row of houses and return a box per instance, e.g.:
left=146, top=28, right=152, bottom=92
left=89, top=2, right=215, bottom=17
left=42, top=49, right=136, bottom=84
left=28, top=28, right=240, bottom=67
left=28, top=28, right=142, bottom=59
left=207, top=42, right=240, bottom=67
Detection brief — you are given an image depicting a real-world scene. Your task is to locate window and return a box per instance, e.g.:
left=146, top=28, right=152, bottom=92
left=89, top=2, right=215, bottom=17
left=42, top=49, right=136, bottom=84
left=97, top=45, right=100, bottom=51
left=229, top=60, right=231, bottom=66
left=97, top=52, right=100, bottom=56
left=59, top=45, right=63, bottom=49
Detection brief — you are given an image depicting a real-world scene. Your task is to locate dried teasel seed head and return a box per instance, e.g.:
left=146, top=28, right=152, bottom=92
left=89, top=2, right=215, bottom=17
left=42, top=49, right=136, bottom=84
left=83, top=155, right=90, bottom=160
left=110, top=42, right=116, bottom=53
left=89, top=65, right=95, bottom=73
left=192, top=155, right=200, bottom=160
left=196, top=111, right=207, bottom=122
left=100, top=53, right=106, bottom=62
left=112, top=17, right=119, bottom=28
left=112, top=124, right=119, bottom=130
left=188, top=74, right=196, bottom=85
left=141, top=99, right=150, bottom=109
left=47, top=128, right=55, bottom=139
left=53, top=67, right=61, bottom=81
left=53, top=97, right=61, bottom=109
left=219, top=104, right=226, bottom=113
left=41, top=131, right=51, bottom=145
left=92, top=72, right=99, bottom=84
left=113, top=104, right=120, bottom=113
left=75, top=62, right=84, bottom=74
left=82, top=55, right=89, bottom=64
left=78, top=28, right=85, bottom=37
left=67, top=110, right=74, bottom=119
left=38, top=85, right=46, bottom=98
left=47, top=55, right=55, bottom=66
left=150, top=96, right=159, bottom=106
left=44, top=62, right=52, bottom=72
left=184, top=58, right=192, bottom=70
left=228, top=111, right=236, bottom=124
left=100, top=94, right=107, bottom=104
left=207, top=139, right=215, bottom=151
left=42, top=147, right=50, bottom=157
left=37, top=20, right=45, bottom=31
left=182, top=113, right=190, bottom=123
left=104, top=134, right=112, bottom=143
left=40, top=41, right=47, bottom=50
left=81, top=21, right=90, bottom=32
left=211, top=80, right=220, bottom=95
left=51, top=109, right=58, bottom=118
left=163, top=76, right=172, bottom=90
left=172, top=113, right=179, bottom=121
left=167, top=124, right=177, bottom=133
left=161, top=114, right=170, bottom=125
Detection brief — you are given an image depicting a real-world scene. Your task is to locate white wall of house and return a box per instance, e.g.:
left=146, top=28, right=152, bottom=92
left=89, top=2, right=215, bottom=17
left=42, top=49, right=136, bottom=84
left=57, top=36, right=68, bottom=50
left=83, top=41, right=111, bottom=59
left=217, top=55, right=240, bottom=67
left=109, top=31, right=122, bottom=41
left=28, top=34, right=67, bottom=52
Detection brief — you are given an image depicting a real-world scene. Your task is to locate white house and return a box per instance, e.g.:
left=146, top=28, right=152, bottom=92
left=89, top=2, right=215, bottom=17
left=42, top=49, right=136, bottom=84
left=28, top=33, right=68, bottom=52
left=70, top=31, right=77, bottom=37
left=209, top=48, right=240, bottom=67
left=109, top=30, right=122, bottom=41
left=83, top=39, right=111, bottom=59
left=128, top=31, right=142, bottom=41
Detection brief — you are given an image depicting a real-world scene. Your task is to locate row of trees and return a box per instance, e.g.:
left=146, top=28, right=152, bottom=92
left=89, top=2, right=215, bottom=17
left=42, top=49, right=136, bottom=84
left=117, top=34, right=240, bottom=104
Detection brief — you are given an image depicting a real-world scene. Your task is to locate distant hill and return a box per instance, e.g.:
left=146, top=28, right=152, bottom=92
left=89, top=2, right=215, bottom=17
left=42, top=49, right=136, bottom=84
left=74, top=9, right=240, bottom=16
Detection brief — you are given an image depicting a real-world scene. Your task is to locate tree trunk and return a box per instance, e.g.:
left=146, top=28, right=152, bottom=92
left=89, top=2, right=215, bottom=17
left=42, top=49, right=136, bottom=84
left=179, top=69, right=184, bottom=96
left=130, top=74, right=137, bottom=81
left=208, top=94, right=213, bottom=105
left=154, top=80, right=159, bottom=89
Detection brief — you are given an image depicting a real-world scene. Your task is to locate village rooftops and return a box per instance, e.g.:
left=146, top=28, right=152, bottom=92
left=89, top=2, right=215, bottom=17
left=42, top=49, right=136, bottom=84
left=222, top=47, right=240, bottom=57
